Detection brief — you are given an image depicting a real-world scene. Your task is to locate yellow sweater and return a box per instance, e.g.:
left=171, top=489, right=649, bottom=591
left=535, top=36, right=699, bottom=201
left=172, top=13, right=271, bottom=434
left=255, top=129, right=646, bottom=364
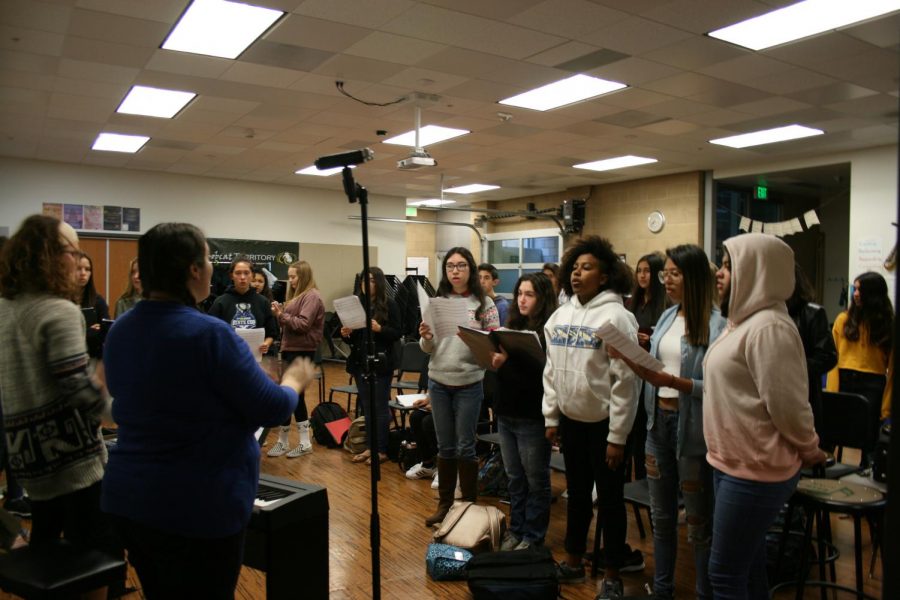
left=826, top=311, right=892, bottom=418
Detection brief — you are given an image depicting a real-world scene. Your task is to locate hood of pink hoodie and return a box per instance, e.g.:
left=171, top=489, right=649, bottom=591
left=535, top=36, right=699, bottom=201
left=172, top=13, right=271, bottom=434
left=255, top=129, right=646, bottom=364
left=723, top=233, right=794, bottom=325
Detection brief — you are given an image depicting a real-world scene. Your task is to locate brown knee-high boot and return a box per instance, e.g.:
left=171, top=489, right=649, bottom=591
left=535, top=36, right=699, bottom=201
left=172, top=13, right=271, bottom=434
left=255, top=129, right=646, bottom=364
left=458, top=459, right=479, bottom=503
left=424, top=457, right=457, bottom=527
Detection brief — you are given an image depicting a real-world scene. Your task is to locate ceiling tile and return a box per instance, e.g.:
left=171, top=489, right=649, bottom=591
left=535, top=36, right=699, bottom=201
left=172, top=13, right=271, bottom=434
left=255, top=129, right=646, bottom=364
left=380, top=67, right=468, bottom=93
left=219, top=62, right=303, bottom=89
left=292, top=0, right=416, bottom=29
left=641, top=35, right=748, bottom=71
left=579, top=15, right=693, bottom=54
left=637, top=119, right=700, bottom=135
left=419, top=0, right=545, bottom=20
left=61, top=36, right=155, bottom=69
left=639, top=0, right=769, bottom=34
left=51, top=75, right=127, bottom=99
left=589, top=56, right=679, bottom=86
left=686, top=81, right=770, bottom=109
left=66, top=8, right=170, bottom=47
left=144, top=50, right=232, bottom=79
left=2, top=0, right=71, bottom=33
left=73, top=0, right=185, bottom=24
left=343, top=32, right=446, bottom=66
left=241, top=41, right=333, bottom=73
left=417, top=47, right=521, bottom=78
left=729, top=96, right=811, bottom=117
left=58, top=58, right=138, bottom=84
left=763, top=32, right=875, bottom=69
left=746, top=67, right=835, bottom=95
left=526, top=41, right=602, bottom=67
left=508, top=0, right=629, bottom=39
left=842, top=13, right=900, bottom=48
left=313, top=54, right=407, bottom=84
left=698, top=53, right=794, bottom=84
left=265, top=14, right=371, bottom=53
left=826, top=94, right=900, bottom=118
left=0, top=67, right=55, bottom=92
left=0, top=25, right=65, bottom=56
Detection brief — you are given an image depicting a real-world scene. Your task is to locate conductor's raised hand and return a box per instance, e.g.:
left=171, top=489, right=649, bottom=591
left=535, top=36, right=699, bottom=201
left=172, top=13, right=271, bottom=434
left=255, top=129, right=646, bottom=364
left=280, top=357, right=316, bottom=394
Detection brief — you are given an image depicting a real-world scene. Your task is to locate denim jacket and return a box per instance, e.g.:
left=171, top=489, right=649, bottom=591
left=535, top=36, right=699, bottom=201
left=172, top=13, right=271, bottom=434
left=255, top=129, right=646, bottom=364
left=643, top=305, right=726, bottom=458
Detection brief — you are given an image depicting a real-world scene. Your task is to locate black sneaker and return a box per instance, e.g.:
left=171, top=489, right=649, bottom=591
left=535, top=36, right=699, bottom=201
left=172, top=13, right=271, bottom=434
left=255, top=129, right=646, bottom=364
left=4, top=497, right=32, bottom=519
left=587, top=544, right=645, bottom=573
left=595, top=577, right=624, bottom=600
left=556, top=561, right=586, bottom=584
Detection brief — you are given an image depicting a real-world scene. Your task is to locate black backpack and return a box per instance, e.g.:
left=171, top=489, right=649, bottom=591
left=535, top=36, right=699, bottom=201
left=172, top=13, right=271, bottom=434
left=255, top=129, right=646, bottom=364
left=309, top=402, right=349, bottom=448
left=465, top=546, right=559, bottom=600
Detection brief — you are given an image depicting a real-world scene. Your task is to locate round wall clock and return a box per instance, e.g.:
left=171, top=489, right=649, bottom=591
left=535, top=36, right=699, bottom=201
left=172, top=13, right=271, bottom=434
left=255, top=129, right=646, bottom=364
left=647, top=210, right=666, bottom=234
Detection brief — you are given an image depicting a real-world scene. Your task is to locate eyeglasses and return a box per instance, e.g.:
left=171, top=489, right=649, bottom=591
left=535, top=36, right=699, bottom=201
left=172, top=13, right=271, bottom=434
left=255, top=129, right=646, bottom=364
left=446, top=262, right=469, bottom=272
left=658, top=269, right=683, bottom=283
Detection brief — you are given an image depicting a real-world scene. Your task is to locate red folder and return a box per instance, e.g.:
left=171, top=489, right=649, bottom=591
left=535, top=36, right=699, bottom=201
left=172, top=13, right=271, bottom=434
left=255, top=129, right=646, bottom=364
left=325, top=417, right=352, bottom=446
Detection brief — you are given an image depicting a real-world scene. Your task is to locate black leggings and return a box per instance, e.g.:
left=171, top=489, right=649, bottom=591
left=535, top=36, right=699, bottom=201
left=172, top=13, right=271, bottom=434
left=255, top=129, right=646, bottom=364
left=410, top=409, right=437, bottom=467
left=281, top=350, right=313, bottom=423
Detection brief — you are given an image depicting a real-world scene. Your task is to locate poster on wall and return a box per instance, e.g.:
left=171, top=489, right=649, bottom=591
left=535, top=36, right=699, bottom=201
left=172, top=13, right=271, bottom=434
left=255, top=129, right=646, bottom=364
left=103, top=206, right=122, bottom=231
left=42, top=203, right=62, bottom=220
left=207, top=238, right=300, bottom=295
left=122, top=207, right=141, bottom=232
left=63, top=204, right=83, bottom=229
left=83, top=205, right=102, bottom=230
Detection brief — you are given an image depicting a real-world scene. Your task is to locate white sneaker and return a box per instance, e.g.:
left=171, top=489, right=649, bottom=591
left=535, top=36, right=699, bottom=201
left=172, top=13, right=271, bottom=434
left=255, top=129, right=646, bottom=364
left=405, top=462, right=435, bottom=480
left=431, top=472, right=440, bottom=490
left=286, top=442, right=313, bottom=458
left=267, top=440, right=289, bottom=457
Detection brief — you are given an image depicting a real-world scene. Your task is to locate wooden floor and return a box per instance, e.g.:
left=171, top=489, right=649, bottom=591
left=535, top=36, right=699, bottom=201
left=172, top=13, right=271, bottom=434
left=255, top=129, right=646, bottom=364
left=1, top=360, right=885, bottom=599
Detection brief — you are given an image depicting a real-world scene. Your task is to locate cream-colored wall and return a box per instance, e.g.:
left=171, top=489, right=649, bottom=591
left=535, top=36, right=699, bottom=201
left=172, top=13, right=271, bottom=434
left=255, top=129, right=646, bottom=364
left=585, top=172, right=703, bottom=265
left=0, top=157, right=408, bottom=277
left=405, top=222, right=437, bottom=282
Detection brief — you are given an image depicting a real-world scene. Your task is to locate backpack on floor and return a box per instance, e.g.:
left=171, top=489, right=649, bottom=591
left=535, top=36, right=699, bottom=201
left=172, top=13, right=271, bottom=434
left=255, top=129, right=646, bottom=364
left=465, top=546, right=559, bottom=600
left=310, top=402, right=350, bottom=448
left=344, top=415, right=368, bottom=455
left=478, top=449, right=509, bottom=499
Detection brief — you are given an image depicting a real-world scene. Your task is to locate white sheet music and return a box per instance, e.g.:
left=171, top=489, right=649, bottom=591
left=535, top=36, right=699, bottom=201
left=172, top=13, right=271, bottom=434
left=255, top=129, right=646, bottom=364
left=397, top=393, right=428, bottom=407
left=594, top=322, right=665, bottom=372
left=235, top=327, right=265, bottom=362
left=333, top=295, right=367, bottom=330
left=430, top=297, right=470, bottom=340
left=416, top=283, right=431, bottom=329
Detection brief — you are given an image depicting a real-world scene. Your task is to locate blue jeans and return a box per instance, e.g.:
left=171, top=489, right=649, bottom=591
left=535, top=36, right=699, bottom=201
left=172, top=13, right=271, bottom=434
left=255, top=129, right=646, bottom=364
left=355, top=371, right=392, bottom=455
left=709, top=469, right=800, bottom=600
left=498, top=416, right=552, bottom=545
left=428, top=380, right=483, bottom=461
left=645, top=408, right=713, bottom=600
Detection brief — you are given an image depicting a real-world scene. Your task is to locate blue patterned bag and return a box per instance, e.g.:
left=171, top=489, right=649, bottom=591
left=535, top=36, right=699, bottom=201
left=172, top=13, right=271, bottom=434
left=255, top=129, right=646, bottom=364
left=426, top=543, right=473, bottom=581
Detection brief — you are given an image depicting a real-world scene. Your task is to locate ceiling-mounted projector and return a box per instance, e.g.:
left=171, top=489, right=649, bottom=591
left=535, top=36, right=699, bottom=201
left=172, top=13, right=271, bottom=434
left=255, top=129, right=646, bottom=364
left=398, top=149, right=436, bottom=170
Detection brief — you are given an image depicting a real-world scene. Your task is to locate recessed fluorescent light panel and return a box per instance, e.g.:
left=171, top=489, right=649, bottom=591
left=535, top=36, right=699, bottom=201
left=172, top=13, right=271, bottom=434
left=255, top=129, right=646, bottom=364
left=382, top=125, right=470, bottom=147
left=708, top=0, right=900, bottom=51
left=295, top=165, right=355, bottom=176
left=406, top=199, right=456, bottom=207
left=117, top=85, right=196, bottom=118
left=444, top=184, right=500, bottom=194
left=574, top=155, right=658, bottom=172
left=92, top=133, right=150, bottom=153
left=162, top=0, right=284, bottom=59
left=709, top=125, right=825, bottom=149
left=499, top=74, right=627, bottom=111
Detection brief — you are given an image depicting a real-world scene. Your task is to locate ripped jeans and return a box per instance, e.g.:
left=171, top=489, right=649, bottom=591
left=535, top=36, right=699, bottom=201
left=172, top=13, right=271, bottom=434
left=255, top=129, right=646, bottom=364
left=646, top=407, right=713, bottom=600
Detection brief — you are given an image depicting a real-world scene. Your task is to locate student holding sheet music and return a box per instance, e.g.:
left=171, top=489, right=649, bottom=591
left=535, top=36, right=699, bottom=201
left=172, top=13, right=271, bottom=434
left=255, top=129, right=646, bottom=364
left=208, top=255, right=278, bottom=356
left=419, top=247, right=500, bottom=527
left=489, top=272, right=557, bottom=551
left=541, top=236, right=638, bottom=600
left=608, top=244, right=725, bottom=600
left=102, top=223, right=315, bottom=599
left=269, top=260, right=324, bottom=458
left=340, top=267, right=401, bottom=465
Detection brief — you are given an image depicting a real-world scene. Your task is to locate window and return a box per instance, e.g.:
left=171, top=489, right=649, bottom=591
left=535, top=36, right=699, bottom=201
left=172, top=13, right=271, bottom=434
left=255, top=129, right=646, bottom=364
left=485, top=229, right=563, bottom=297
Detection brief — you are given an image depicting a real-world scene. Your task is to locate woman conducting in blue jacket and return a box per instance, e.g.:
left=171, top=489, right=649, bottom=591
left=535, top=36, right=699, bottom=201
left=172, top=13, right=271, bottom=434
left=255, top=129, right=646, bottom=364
left=609, top=244, right=725, bottom=600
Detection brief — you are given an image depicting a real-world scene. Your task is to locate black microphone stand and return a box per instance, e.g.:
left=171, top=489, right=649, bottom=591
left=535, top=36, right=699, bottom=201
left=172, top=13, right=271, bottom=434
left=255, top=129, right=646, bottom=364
left=341, top=165, right=382, bottom=600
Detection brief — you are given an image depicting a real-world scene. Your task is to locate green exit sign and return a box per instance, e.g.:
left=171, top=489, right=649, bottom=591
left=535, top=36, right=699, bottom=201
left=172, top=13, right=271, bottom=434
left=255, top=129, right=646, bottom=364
left=754, top=186, right=768, bottom=200
left=406, top=206, right=418, bottom=217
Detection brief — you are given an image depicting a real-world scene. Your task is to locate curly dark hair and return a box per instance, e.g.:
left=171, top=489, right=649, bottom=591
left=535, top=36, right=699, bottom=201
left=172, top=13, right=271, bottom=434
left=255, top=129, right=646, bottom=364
left=138, top=223, right=208, bottom=307
left=438, top=247, right=487, bottom=319
left=559, top=235, right=632, bottom=298
left=0, top=215, right=77, bottom=300
left=506, top=272, right=557, bottom=344
left=845, top=271, right=893, bottom=354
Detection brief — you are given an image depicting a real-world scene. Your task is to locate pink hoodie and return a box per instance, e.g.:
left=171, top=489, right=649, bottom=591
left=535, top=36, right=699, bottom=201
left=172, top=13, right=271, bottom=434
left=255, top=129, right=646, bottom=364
left=703, top=234, right=821, bottom=482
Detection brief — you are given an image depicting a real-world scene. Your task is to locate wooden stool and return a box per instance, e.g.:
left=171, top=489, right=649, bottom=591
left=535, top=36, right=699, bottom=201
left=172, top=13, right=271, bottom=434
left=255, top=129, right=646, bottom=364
left=0, top=539, right=126, bottom=600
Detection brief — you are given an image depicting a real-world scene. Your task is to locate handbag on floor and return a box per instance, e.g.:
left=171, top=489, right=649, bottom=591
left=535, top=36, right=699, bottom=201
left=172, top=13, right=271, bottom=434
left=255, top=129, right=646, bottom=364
left=465, top=546, right=559, bottom=600
left=432, top=501, right=504, bottom=553
left=425, top=543, right=472, bottom=581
